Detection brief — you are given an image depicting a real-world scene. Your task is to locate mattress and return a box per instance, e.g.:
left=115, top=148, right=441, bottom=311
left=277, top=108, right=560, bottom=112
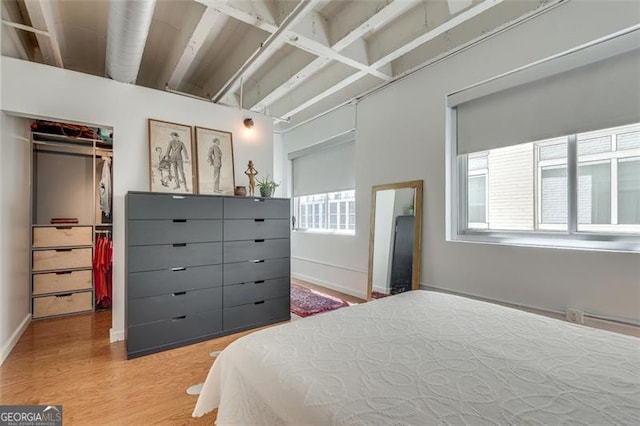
left=193, top=290, right=640, bottom=425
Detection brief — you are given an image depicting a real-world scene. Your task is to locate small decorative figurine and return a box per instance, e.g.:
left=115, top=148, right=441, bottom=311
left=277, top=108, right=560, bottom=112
left=244, top=160, right=259, bottom=196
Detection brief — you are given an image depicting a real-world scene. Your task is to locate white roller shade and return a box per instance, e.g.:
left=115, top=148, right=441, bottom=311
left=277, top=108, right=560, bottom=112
left=291, top=138, right=355, bottom=196
left=454, top=29, right=640, bottom=155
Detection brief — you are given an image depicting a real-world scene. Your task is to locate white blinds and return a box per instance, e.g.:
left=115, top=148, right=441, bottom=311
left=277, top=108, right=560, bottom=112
left=290, top=135, right=355, bottom=196
left=453, top=29, right=640, bottom=155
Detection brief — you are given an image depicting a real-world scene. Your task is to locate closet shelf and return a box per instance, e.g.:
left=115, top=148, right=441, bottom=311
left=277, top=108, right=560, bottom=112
left=32, top=131, right=111, bottom=147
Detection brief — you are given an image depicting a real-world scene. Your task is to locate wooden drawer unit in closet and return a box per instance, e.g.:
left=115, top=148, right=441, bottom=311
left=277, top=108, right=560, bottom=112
left=33, top=291, right=93, bottom=319
left=33, top=270, right=93, bottom=295
left=33, top=225, right=92, bottom=248
left=32, top=247, right=92, bottom=272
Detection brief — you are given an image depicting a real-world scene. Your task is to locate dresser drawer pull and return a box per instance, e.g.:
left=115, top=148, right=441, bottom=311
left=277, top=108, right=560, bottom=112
left=55, top=293, right=73, bottom=298
left=55, top=248, right=73, bottom=252
left=254, top=300, right=265, bottom=305
left=254, top=239, right=265, bottom=243
left=55, top=226, right=72, bottom=230
left=171, top=315, right=187, bottom=321
left=55, top=271, right=73, bottom=275
left=171, top=267, right=186, bottom=272
left=250, top=259, right=265, bottom=263
left=253, top=198, right=265, bottom=202
left=172, top=195, right=185, bottom=200
left=172, top=219, right=187, bottom=223
left=172, top=291, right=186, bottom=296
left=254, top=280, right=265, bottom=284
left=254, top=218, right=265, bottom=222
left=172, top=243, right=187, bottom=247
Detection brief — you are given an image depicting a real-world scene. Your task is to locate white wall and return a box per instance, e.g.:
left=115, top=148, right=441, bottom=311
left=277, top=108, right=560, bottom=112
left=0, top=113, right=32, bottom=364
left=1, top=57, right=274, bottom=341
left=281, top=0, right=640, bottom=322
left=281, top=104, right=367, bottom=297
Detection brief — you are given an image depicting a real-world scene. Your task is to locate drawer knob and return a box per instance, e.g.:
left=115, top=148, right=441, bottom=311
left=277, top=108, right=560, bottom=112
left=254, top=218, right=265, bottom=222
left=250, top=259, right=265, bottom=263
left=172, top=196, right=185, bottom=200
left=254, top=300, right=265, bottom=305
left=172, top=243, right=187, bottom=248
left=253, top=199, right=265, bottom=202
left=172, top=219, right=187, bottom=223
left=171, top=315, right=187, bottom=321
left=255, top=280, right=265, bottom=284
left=55, top=226, right=72, bottom=230
left=254, top=239, right=265, bottom=243
left=55, top=248, right=73, bottom=252
left=55, top=271, right=73, bottom=275
left=172, top=291, right=186, bottom=296
left=171, top=267, right=186, bottom=272
left=55, top=293, right=73, bottom=298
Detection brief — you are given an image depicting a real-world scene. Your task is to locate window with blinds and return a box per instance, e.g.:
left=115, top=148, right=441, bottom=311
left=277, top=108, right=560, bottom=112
left=289, top=134, right=356, bottom=234
left=448, top=28, right=640, bottom=251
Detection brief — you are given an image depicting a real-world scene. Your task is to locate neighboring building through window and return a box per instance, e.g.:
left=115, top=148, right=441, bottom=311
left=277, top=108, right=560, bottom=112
left=295, top=190, right=356, bottom=233
left=463, top=123, right=640, bottom=235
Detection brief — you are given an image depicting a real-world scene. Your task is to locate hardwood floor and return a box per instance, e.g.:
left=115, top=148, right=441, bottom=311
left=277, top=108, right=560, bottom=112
left=0, top=311, right=264, bottom=424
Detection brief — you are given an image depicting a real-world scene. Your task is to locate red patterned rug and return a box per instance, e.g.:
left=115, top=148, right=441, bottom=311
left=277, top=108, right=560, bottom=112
left=291, top=284, right=350, bottom=317
left=371, top=291, right=390, bottom=299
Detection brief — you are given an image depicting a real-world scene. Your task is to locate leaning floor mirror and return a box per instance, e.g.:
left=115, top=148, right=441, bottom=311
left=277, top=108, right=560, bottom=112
left=367, top=180, right=423, bottom=300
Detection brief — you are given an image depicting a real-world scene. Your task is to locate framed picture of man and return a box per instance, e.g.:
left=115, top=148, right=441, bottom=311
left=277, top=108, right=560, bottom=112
left=195, top=126, right=235, bottom=195
left=148, top=119, right=195, bottom=194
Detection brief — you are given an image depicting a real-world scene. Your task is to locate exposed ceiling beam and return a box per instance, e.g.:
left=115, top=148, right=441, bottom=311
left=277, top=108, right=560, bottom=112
left=257, top=0, right=505, bottom=122
left=245, top=0, right=418, bottom=110
left=167, top=7, right=227, bottom=90
left=370, top=0, right=504, bottom=69
left=23, top=0, right=63, bottom=67
left=195, top=0, right=390, bottom=82
left=212, top=0, right=322, bottom=104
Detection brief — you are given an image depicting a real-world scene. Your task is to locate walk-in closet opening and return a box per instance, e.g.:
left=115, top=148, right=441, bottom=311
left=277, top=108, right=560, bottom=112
left=29, top=118, right=114, bottom=323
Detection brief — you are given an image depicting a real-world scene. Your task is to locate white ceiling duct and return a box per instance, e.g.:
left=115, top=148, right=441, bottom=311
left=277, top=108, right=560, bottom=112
left=106, top=0, right=156, bottom=84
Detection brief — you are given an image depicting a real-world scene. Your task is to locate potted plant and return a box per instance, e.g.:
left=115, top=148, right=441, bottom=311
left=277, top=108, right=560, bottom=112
left=256, top=175, right=279, bottom=197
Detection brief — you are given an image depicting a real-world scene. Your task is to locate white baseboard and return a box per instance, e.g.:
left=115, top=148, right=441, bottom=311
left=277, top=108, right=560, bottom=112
left=292, top=272, right=365, bottom=299
left=0, top=314, right=30, bottom=366
left=110, top=328, right=125, bottom=343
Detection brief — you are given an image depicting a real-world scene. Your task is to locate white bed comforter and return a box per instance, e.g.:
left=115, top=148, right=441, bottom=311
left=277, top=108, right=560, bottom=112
left=193, top=290, right=640, bottom=425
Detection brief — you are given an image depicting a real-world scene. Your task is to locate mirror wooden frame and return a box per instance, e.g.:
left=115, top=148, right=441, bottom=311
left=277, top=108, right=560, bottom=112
left=367, top=180, right=423, bottom=300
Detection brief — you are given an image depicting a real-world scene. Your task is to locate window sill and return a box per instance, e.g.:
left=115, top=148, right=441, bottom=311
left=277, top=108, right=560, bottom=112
left=293, top=228, right=356, bottom=236
left=449, top=231, right=640, bottom=253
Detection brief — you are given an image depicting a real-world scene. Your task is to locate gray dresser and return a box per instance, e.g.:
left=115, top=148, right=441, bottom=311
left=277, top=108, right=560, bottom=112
left=126, top=192, right=290, bottom=359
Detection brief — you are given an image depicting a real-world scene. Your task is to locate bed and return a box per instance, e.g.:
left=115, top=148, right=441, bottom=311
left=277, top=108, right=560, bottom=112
left=193, top=290, right=640, bottom=424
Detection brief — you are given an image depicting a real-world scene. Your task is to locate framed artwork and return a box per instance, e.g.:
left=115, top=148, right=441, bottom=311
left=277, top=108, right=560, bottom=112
left=195, top=126, right=235, bottom=195
left=148, top=119, right=195, bottom=194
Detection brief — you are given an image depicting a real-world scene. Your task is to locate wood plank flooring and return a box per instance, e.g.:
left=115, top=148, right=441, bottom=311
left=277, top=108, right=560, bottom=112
left=0, top=282, right=359, bottom=424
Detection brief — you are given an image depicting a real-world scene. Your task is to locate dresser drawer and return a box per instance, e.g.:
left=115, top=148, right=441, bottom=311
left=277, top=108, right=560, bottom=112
left=33, top=270, right=92, bottom=295
left=127, top=193, right=222, bottom=220
left=32, top=248, right=92, bottom=272
left=128, top=220, right=222, bottom=246
left=223, top=278, right=290, bottom=308
left=128, top=242, right=222, bottom=272
left=33, top=291, right=92, bottom=318
left=223, top=296, right=290, bottom=331
left=224, top=219, right=289, bottom=241
left=223, top=239, right=289, bottom=263
left=127, top=309, right=222, bottom=357
left=33, top=226, right=92, bottom=248
left=128, top=265, right=222, bottom=299
left=224, top=197, right=289, bottom=219
left=128, top=286, right=222, bottom=326
left=223, top=258, right=290, bottom=285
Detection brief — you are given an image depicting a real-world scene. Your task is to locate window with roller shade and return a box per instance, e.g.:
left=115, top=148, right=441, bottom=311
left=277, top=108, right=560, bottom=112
left=289, top=134, right=356, bottom=234
left=447, top=28, right=640, bottom=251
